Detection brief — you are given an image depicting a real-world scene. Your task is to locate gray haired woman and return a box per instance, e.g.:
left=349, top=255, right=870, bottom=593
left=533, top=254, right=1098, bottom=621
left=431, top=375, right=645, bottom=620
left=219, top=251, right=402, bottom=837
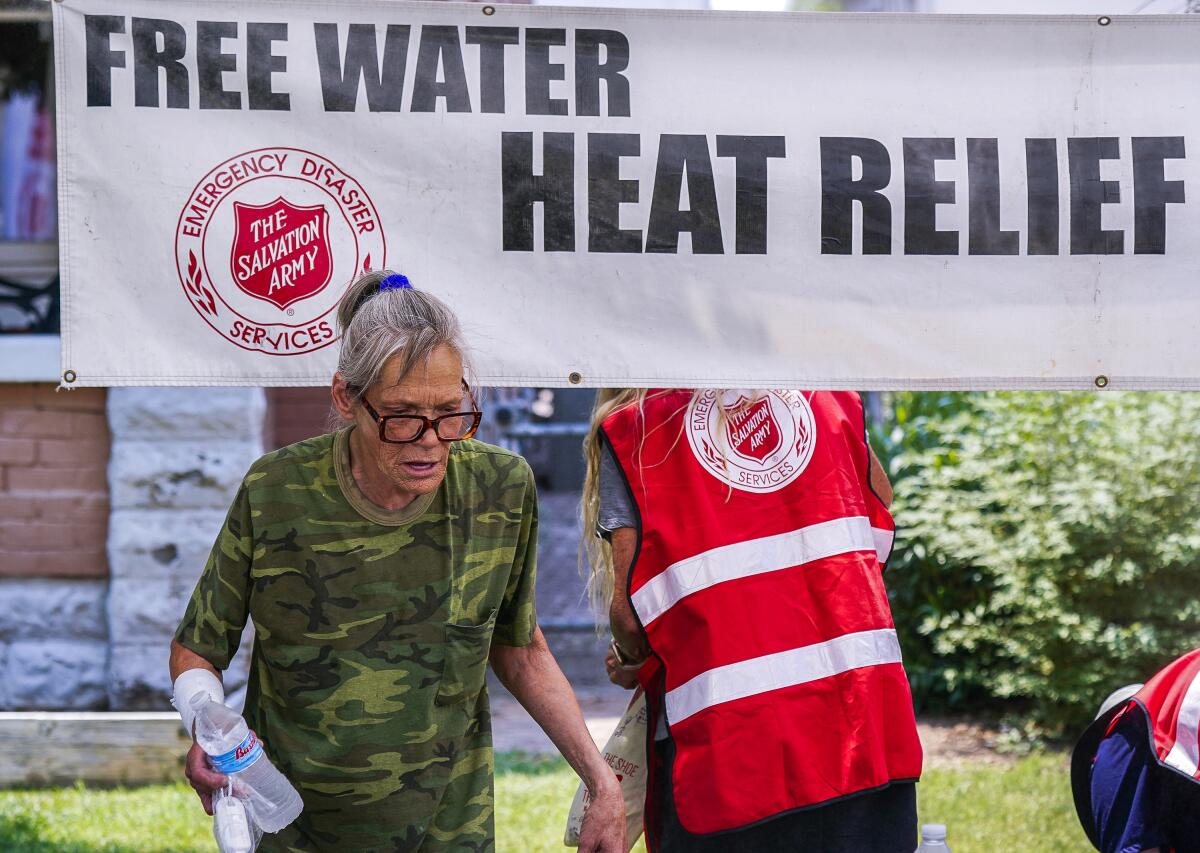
left=169, top=271, right=624, bottom=852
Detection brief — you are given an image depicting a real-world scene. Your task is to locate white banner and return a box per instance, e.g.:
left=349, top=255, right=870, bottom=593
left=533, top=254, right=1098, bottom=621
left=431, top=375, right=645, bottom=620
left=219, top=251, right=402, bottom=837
left=52, top=1, right=1200, bottom=388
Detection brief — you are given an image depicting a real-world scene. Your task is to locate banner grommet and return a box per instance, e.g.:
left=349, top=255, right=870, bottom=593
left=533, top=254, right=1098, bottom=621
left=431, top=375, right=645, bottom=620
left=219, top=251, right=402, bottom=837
left=482, top=5, right=495, bottom=16
left=568, top=372, right=582, bottom=385
left=1097, top=16, right=1111, bottom=26
left=1094, top=375, right=1109, bottom=388
left=62, top=370, right=77, bottom=384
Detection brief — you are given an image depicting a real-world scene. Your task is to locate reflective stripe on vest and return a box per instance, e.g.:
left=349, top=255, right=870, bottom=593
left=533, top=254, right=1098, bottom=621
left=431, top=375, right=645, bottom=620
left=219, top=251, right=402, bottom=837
left=1164, top=670, right=1200, bottom=777
left=632, top=516, right=895, bottom=627
left=1135, top=649, right=1200, bottom=781
left=666, top=627, right=902, bottom=724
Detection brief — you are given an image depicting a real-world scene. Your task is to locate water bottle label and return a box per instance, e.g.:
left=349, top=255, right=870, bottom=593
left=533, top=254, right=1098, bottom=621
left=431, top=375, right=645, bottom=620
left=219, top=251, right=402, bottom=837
left=211, top=731, right=263, bottom=774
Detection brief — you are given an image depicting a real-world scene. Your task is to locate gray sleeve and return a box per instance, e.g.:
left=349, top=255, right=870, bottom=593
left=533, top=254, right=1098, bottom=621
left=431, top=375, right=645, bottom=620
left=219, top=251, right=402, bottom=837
left=598, top=441, right=638, bottom=533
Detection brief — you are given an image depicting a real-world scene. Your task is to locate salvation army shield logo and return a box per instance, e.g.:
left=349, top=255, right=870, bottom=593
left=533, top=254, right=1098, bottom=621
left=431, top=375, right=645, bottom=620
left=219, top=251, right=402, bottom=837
left=230, top=198, right=332, bottom=311
left=687, top=390, right=817, bottom=494
left=175, top=147, right=386, bottom=356
left=725, top=394, right=783, bottom=463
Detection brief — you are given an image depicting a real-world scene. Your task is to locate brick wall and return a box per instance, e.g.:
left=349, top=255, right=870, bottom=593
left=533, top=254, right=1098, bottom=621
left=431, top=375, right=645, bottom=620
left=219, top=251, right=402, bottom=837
left=0, top=383, right=109, bottom=578
left=265, top=387, right=334, bottom=451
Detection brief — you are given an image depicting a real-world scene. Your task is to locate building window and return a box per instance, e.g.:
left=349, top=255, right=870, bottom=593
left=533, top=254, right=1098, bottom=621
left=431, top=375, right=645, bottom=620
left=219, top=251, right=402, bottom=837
left=0, top=10, right=57, bottom=337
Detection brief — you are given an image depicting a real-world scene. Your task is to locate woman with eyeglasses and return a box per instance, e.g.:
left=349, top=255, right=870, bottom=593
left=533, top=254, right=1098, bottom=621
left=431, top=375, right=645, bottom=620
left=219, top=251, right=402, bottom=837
left=168, top=270, right=624, bottom=853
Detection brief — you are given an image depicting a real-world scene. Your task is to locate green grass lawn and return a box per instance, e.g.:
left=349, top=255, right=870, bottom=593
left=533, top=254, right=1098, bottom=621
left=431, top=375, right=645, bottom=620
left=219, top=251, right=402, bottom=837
left=0, top=753, right=1093, bottom=852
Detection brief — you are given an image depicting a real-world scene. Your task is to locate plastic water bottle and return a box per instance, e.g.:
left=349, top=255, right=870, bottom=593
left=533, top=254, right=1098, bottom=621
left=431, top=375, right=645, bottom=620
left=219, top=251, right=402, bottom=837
left=915, top=823, right=951, bottom=852
left=191, top=696, right=303, bottom=833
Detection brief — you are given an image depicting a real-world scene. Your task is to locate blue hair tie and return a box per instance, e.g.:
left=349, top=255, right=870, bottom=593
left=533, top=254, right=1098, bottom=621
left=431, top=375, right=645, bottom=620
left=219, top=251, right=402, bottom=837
left=380, top=273, right=412, bottom=291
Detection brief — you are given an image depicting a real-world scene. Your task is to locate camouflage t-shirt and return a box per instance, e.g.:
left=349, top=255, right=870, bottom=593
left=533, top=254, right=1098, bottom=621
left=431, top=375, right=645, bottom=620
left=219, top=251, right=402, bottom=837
left=174, top=429, right=538, bottom=852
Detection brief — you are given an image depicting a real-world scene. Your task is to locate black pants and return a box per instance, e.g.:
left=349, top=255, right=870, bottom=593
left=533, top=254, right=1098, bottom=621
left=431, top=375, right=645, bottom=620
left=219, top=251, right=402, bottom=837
left=652, top=738, right=918, bottom=853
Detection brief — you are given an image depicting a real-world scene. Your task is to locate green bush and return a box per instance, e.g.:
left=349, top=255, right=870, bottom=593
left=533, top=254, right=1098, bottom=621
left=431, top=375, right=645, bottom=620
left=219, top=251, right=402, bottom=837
left=882, top=392, right=1200, bottom=736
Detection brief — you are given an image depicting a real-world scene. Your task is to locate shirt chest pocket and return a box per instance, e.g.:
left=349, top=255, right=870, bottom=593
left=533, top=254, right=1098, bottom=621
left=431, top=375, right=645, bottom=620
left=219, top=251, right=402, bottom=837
left=436, top=608, right=498, bottom=706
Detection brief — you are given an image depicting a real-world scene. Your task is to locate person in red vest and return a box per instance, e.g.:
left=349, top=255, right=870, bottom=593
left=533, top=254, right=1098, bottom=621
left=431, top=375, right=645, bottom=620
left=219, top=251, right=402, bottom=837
left=581, top=389, right=923, bottom=853
left=1071, top=649, right=1200, bottom=853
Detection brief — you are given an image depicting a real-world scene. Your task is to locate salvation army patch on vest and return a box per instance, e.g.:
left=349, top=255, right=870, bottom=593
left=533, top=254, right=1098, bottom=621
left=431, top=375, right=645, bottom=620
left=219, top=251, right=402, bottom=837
left=686, top=389, right=816, bottom=494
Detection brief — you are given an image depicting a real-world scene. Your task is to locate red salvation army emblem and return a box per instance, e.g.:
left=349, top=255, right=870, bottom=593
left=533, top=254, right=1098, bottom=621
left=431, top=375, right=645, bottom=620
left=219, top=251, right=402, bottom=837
left=230, top=198, right=333, bottom=311
left=687, top=390, right=817, bottom=494
left=724, top=394, right=782, bottom=463
left=174, top=147, right=386, bottom=357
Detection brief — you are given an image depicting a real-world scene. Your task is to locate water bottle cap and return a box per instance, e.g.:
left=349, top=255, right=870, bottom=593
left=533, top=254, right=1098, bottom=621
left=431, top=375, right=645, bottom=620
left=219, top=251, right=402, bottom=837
left=922, top=823, right=947, bottom=840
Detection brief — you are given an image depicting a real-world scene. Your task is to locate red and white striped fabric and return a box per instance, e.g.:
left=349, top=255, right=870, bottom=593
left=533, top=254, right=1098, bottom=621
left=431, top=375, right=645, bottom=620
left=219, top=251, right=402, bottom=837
left=603, top=389, right=922, bottom=836
left=1134, top=649, right=1200, bottom=781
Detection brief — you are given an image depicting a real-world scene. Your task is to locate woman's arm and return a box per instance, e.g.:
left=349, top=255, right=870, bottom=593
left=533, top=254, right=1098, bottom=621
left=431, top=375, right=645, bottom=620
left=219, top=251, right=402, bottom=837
left=490, top=630, right=625, bottom=853
left=868, top=446, right=893, bottom=508
left=169, top=638, right=221, bottom=684
left=608, top=527, right=649, bottom=663
left=170, top=640, right=228, bottom=815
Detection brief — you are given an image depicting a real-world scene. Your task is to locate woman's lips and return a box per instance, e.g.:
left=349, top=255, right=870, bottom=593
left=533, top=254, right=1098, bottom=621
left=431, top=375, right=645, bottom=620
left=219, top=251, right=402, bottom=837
left=401, top=460, right=439, bottom=476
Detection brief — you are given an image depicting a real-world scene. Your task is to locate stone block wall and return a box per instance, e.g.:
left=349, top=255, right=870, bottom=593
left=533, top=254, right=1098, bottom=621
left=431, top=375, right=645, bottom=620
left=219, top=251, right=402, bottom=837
left=0, top=384, right=110, bottom=710
left=105, top=388, right=266, bottom=710
left=0, top=578, right=109, bottom=709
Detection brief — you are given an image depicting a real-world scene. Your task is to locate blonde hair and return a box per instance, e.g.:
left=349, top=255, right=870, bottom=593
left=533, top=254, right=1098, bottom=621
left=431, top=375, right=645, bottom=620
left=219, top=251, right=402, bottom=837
left=580, top=389, right=648, bottom=621
left=335, top=269, right=470, bottom=400
left=580, top=388, right=758, bottom=625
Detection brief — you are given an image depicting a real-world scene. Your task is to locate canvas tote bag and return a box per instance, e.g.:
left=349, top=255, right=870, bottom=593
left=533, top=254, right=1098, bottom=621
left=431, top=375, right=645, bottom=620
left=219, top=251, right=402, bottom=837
left=564, top=688, right=648, bottom=851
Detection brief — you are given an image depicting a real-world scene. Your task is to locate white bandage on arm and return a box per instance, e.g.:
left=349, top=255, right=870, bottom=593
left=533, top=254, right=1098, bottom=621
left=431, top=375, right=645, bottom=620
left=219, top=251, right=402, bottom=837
left=172, top=668, right=225, bottom=737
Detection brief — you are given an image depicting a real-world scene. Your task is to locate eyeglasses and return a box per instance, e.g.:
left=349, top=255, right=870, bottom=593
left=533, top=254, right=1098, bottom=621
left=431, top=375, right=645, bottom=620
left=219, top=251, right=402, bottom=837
left=361, top=398, right=482, bottom=444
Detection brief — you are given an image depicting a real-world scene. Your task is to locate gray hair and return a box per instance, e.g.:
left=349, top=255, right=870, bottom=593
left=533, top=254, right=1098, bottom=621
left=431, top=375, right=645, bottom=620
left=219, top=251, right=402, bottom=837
left=336, top=270, right=469, bottom=400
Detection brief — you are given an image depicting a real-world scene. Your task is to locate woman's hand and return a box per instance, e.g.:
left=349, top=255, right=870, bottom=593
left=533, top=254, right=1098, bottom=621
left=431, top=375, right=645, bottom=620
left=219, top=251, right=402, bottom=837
left=605, top=644, right=642, bottom=690
left=183, top=740, right=227, bottom=815
left=577, top=774, right=626, bottom=853
left=609, top=602, right=649, bottom=664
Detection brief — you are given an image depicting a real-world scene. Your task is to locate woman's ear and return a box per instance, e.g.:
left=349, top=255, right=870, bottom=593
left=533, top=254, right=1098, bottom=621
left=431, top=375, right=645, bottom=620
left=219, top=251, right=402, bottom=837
left=330, top=373, right=357, bottom=421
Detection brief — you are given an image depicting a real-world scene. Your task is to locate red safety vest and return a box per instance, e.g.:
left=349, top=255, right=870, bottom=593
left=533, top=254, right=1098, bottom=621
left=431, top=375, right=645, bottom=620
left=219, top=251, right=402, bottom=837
left=603, top=389, right=923, bottom=835
left=1129, top=649, right=1200, bottom=782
